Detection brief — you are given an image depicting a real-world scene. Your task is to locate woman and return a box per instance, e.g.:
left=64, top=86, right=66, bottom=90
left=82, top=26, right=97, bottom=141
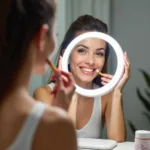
left=0, top=0, right=77, bottom=150
left=34, top=15, right=130, bottom=142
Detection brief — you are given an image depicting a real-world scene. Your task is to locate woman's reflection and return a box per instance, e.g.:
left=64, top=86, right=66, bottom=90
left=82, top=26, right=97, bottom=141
left=34, top=15, right=130, bottom=142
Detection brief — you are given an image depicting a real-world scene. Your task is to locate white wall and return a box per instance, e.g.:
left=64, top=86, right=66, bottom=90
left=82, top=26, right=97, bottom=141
left=111, top=0, right=150, bottom=141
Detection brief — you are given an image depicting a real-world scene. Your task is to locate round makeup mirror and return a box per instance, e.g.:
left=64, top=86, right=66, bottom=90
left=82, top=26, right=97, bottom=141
left=62, top=32, right=124, bottom=97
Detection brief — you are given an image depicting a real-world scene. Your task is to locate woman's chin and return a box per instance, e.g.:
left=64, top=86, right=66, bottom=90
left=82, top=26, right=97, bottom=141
left=79, top=75, right=96, bottom=82
left=75, top=78, right=93, bottom=87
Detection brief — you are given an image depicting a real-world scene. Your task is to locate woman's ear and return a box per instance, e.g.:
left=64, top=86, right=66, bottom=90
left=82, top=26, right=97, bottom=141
left=34, top=24, right=49, bottom=52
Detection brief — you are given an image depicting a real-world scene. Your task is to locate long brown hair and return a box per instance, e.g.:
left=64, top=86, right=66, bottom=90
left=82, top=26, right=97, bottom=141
left=0, top=0, right=56, bottom=100
left=49, top=15, right=109, bottom=87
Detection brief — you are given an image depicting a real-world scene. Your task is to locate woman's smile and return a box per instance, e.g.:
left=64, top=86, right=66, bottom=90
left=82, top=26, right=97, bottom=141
left=79, top=66, right=96, bottom=76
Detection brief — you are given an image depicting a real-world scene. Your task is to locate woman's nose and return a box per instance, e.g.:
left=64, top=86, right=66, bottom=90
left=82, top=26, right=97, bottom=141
left=85, top=54, right=94, bottom=65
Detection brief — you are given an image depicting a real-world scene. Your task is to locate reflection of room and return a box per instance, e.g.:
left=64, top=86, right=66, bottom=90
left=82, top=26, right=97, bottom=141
left=29, top=0, right=150, bottom=144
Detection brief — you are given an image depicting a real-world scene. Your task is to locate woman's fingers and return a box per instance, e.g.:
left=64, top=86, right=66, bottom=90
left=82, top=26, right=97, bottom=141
left=58, top=71, right=75, bottom=88
left=58, top=56, right=62, bottom=70
left=101, top=77, right=110, bottom=82
left=124, top=51, right=130, bottom=64
left=101, top=81, right=107, bottom=85
left=101, top=73, right=113, bottom=79
left=123, top=52, right=130, bottom=79
left=51, top=70, right=75, bottom=94
left=101, top=73, right=113, bottom=85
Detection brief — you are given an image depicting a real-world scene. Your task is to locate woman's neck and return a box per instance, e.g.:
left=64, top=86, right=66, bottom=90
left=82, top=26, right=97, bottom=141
left=1, top=66, right=32, bottom=105
left=74, top=79, right=93, bottom=89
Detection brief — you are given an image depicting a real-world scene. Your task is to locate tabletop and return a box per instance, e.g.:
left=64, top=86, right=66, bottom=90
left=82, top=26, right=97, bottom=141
left=113, top=142, right=134, bottom=150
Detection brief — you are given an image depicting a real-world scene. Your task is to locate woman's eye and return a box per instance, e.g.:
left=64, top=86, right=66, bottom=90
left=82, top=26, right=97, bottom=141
left=96, top=52, right=105, bottom=57
left=77, top=49, right=86, bottom=54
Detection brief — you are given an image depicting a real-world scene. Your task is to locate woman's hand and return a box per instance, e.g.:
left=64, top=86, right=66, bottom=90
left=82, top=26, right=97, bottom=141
left=101, top=74, right=113, bottom=85
left=114, top=51, right=130, bottom=92
left=51, top=70, right=75, bottom=111
left=101, top=51, right=130, bottom=92
left=58, top=56, right=63, bottom=70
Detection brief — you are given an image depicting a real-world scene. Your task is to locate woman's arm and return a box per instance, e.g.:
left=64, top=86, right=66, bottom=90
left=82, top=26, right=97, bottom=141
left=102, top=52, right=130, bottom=142
left=33, top=107, right=77, bottom=150
left=104, top=91, right=126, bottom=142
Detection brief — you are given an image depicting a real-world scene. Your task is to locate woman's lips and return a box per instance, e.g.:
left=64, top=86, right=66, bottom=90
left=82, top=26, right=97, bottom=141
left=79, top=67, right=96, bottom=75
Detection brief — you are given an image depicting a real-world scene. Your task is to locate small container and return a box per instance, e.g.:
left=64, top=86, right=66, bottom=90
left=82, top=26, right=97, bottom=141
left=135, top=130, right=150, bottom=150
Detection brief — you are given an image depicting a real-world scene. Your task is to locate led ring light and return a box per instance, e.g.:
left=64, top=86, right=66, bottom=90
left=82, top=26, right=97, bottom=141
left=62, top=32, right=124, bottom=97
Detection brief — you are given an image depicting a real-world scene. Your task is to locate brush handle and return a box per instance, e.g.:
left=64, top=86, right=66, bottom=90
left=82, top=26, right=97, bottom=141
left=46, top=59, right=57, bottom=72
left=99, top=72, right=103, bottom=76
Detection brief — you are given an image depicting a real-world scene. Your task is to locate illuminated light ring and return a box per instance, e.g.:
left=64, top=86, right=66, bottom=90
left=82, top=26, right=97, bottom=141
left=62, top=32, right=124, bottom=97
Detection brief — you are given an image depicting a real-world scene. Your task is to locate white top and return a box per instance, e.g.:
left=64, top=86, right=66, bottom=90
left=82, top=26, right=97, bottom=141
left=76, top=96, right=102, bottom=138
left=7, top=102, right=46, bottom=150
left=48, top=82, right=102, bottom=138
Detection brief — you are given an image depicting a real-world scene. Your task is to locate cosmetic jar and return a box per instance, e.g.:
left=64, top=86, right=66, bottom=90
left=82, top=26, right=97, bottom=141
left=135, top=130, right=150, bottom=150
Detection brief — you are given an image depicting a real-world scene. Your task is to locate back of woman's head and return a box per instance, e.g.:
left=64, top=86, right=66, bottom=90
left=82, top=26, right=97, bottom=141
left=58, top=15, right=109, bottom=87
left=0, top=0, right=56, bottom=99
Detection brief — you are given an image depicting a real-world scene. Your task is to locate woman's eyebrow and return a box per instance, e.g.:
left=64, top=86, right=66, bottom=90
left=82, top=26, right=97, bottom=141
left=75, top=44, right=89, bottom=49
left=75, top=44, right=106, bottom=51
left=96, top=48, right=106, bottom=51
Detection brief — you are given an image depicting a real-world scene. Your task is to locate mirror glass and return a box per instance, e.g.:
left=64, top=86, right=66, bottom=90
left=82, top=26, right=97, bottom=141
left=62, top=32, right=124, bottom=97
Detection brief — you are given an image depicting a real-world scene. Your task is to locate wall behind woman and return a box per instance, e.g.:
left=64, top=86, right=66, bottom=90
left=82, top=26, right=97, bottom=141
left=111, top=0, right=150, bottom=141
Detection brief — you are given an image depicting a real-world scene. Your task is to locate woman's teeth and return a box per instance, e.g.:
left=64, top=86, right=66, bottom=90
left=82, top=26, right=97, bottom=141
left=81, top=68, right=94, bottom=72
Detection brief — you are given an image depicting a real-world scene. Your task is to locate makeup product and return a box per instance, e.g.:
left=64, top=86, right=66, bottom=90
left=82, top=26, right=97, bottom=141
left=134, top=130, right=150, bottom=150
left=46, top=58, right=57, bottom=72
left=96, top=69, right=103, bottom=76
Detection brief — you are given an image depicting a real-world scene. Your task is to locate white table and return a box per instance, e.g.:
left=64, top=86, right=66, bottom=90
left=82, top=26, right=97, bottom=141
left=79, top=142, right=134, bottom=150
left=113, top=142, right=134, bottom=150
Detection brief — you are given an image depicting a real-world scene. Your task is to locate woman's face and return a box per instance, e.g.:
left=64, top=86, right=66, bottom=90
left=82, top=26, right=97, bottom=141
left=70, top=37, right=106, bottom=85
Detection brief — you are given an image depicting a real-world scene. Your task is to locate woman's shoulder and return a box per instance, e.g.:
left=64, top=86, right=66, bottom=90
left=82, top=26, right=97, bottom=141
left=33, top=85, right=54, bottom=104
left=33, top=105, right=77, bottom=150
left=33, top=83, right=55, bottom=96
left=41, top=105, right=72, bottom=126
left=34, top=85, right=51, bottom=93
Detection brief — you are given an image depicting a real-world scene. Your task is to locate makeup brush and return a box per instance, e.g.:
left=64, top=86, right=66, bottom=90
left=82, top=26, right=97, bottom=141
left=46, top=58, right=57, bottom=72
left=96, top=69, right=104, bottom=76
